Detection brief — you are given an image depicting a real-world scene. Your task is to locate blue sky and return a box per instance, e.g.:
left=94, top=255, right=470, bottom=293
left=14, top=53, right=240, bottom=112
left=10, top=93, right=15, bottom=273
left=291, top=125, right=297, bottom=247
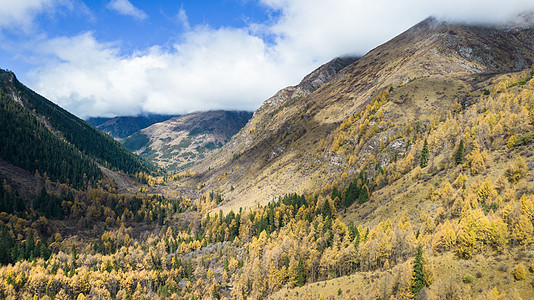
left=1, top=0, right=533, bottom=118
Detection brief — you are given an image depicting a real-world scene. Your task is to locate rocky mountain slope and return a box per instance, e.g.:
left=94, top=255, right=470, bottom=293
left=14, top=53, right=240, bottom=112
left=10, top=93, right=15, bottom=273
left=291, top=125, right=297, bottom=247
left=187, top=17, right=534, bottom=211
left=122, top=110, right=252, bottom=172
left=86, top=114, right=179, bottom=139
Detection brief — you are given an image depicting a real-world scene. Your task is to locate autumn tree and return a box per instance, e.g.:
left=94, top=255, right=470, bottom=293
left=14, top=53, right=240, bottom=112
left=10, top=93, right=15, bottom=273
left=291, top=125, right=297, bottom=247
left=506, top=156, right=527, bottom=184
left=465, top=141, right=486, bottom=175
left=431, top=220, right=456, bottom=252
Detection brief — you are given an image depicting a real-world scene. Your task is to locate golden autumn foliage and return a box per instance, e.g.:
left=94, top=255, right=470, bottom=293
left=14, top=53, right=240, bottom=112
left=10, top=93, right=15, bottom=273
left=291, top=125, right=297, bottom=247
left=506, top=156, right=528, bottom=184
left=512, top=263, right=527, bottom=281
left=465, top=141, right=487, bottom=175
left=1, top=65, right=534, bottom=300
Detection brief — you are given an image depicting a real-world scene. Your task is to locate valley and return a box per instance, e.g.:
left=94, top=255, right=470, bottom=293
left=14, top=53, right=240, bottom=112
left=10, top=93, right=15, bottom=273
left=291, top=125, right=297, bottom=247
left=0, top=17, right=534, bottom=300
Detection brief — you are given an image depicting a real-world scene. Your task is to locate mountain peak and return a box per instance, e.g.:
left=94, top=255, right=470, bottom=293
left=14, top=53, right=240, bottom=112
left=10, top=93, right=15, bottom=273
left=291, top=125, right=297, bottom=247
left=298, top=56, right=359, bottom=94
left=188, top=17, right=534, bottom=210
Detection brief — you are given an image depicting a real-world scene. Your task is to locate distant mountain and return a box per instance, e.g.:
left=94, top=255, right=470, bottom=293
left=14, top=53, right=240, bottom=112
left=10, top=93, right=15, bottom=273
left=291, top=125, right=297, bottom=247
left=86, top=114, right=179, bottom=139
left=0, top=70, right=150, bottom=189
left=122, top=110, right=252, bottom=172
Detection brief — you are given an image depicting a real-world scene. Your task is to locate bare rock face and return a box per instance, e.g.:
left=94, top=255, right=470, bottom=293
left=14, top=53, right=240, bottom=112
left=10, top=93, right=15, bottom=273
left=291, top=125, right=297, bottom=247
left=298, top=56, right=359, bottom=94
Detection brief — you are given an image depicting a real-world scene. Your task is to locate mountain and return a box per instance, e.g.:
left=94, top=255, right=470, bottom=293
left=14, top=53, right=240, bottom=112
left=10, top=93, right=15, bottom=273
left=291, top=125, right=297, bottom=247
left=188, top=18, right=534, bottom=211
left=1, top=17, right=534, bottom=300
left=0, top=69, right=150, bottom=190
left=160, top=17, right=534, bottom=298
left=122, top=110, right=253, bottom=172
left=86, top=114, right=179, bottom=139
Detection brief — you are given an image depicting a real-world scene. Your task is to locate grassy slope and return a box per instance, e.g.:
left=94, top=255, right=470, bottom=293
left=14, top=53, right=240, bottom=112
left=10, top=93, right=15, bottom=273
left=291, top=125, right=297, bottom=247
left=266, top=69, right=534, bottom=299
left=185, top=20, right=534, bottom=213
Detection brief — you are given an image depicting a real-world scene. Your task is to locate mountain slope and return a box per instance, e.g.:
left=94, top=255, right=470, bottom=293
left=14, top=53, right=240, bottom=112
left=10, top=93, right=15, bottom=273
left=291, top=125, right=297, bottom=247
left=86, top=114, right=179, bottom=139
left=1, top=17, right=534, bottom=300
left=0, top=70, right=150, bottom=188
left=123, top=110, right=252, bottom=172
left=188, top=18, right=534, bottom=210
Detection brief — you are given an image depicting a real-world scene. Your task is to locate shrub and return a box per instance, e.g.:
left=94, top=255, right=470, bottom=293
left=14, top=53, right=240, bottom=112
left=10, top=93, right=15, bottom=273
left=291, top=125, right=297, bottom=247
left=514, top=131, right=534, bottom=146
left=463, top=273, right=474, bottom=284
left=507, top=135, right=517, bottom=148
left=512, top=263, right=527, bottom=281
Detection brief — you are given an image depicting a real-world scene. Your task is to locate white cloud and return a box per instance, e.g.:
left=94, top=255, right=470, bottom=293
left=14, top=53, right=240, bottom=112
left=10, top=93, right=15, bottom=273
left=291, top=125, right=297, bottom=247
left=261, top=0, right=534, bottom=63
left=0, top=0, right=58, bottom=30
left=26, top=0, right=534, bottom=118
left=177, top=7, right=190, bottom=31
left=107, top=0, right=147, bottom=21
left=29, top=28, right=304, bottom=118
left=0, top=0, right=93, bottom=32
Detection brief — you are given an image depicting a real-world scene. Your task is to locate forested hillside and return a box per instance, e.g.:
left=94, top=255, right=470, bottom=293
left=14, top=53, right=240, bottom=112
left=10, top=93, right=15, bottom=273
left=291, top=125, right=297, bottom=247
left=123, top=111, right=253, bottom=172
left=188, top=18, right=534, bottom=211
left=0, top=92, right=101, bottom=189
left=0, top=70, right=150, bottom=185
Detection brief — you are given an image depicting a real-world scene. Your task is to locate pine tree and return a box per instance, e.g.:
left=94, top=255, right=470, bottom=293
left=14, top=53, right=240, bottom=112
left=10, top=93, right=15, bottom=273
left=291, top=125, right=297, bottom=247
left=455, top=139, right=464, bottom=165
left=331, top=187, right=341, bottom=201
left=322, top=199, right=332, bottom=218
left=296, top=258, right=305, bottom=286
left=344, top=179, right=359, bottom=207
left=411, top=245, right=425, bottom=296
left=359, top=184, right=369, bottom=204
left=420, top=139, right=429, bottom=168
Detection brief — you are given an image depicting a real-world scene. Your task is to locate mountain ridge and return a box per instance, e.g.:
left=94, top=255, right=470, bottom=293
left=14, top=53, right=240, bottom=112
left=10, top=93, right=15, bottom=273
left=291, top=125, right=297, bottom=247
left=0, top=16, right=534, bottom=300
left=186, top=18, right=534, bottom=211
left=86, top=114, right=180, bottom=139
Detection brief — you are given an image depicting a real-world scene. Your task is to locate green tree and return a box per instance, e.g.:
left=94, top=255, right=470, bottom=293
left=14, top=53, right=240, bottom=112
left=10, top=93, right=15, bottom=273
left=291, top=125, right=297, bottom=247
left=359, top=184, right=369, bottom=204
left=455, top=139, right=464, bottom=165
left=296, top=258, right=305, bottom=286
left=420, top=139, right=429, bottom=168
left=322, top=199, right=332, bottom=218
left=412, top=245, right=425, bottom=295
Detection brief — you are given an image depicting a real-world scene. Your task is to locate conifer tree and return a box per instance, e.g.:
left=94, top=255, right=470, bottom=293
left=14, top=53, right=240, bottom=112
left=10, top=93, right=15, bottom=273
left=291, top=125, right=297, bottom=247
left=359, top=184, right=369, bottom=204
left=455, top=139, right=464, bottom=165
left=420, top=139, right=429, bottom=168
left=296, top=258, right=305, bottom=286
left=322, top=199, right=332, bottom=218
left=412, top=245, right=425, bottom=296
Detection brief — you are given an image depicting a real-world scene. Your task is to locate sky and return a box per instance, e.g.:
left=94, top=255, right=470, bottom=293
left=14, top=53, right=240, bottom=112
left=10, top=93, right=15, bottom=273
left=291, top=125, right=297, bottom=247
left=1, top=1, right=534, bottom=118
